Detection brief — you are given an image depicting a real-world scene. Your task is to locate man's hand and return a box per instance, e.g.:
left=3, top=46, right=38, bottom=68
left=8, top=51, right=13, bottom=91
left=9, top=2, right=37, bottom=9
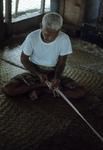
left=38, top=73, right=48, bottom=84
left=51, top=79, right=60, bottom=89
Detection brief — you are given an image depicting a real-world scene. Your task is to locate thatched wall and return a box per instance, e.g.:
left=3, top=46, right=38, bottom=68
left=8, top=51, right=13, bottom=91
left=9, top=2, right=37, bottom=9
left=59, top=0, right=86, bottom=26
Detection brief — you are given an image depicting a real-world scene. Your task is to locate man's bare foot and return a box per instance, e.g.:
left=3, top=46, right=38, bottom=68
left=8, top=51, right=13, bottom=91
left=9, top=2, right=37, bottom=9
left=29, top=90, right=38, bottom=101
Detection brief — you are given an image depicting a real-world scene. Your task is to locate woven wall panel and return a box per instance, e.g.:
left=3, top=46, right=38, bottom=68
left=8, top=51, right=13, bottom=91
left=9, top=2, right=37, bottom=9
left=60, top=0, right=86, bottom=25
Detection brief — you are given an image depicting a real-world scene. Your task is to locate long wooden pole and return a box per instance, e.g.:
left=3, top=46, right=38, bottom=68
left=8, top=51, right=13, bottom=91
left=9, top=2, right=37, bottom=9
left=0, top=57, right=103, bottom=143
left=46, top=81, right=103, bottom=143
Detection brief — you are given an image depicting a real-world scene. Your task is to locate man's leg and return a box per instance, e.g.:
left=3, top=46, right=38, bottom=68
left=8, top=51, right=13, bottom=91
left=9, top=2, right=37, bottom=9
left=2, top=73, right=38, bottom=97
left=61, top=76, right=86, bottom=99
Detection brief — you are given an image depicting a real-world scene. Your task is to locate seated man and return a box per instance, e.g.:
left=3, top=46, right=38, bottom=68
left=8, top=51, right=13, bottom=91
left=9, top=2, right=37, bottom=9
left=2, top=12, right=85, bottom=100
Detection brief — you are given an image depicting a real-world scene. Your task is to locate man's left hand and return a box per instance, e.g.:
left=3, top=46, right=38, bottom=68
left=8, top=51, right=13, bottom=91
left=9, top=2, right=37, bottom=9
left=51, top=79, right=60, bottom=89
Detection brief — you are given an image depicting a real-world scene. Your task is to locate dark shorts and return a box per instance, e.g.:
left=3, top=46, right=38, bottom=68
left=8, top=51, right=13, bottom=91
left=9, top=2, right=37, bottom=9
left=11, top=72, right=86, bottom=99
left=13, top=71, right=55, bottom=86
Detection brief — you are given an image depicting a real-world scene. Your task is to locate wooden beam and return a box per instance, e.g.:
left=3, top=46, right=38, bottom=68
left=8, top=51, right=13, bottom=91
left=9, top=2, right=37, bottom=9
left=15, top=0, right=19, bottom=16
left=41, top=0, right=45, bottom=13
left=5, top=0, right=12, bottom=23
left=59, top=0, right=65, bottom=17
left=0, top=0, right=3, bottom=22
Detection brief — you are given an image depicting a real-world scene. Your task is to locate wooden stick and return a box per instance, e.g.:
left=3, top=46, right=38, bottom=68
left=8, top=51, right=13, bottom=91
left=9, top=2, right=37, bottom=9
left=1, top=57, right=103, bottom=142
left=46, top=81, right=103, bottom=143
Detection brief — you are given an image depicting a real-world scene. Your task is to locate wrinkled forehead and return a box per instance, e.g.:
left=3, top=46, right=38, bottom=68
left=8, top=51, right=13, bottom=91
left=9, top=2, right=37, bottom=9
left=42, top=27, right=59, bottom=34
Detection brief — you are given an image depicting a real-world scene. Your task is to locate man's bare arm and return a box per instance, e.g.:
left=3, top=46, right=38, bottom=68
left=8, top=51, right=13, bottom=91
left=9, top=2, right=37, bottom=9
left=21, top=52, right=48, bottom=82
left=21, top=52, right=40, bottom=76
left=54, top=55, right=67, bottom=80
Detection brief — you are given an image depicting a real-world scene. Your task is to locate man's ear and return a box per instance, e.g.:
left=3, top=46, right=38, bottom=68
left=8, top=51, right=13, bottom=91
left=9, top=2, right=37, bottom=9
left=57, top=29, right=61, bottom=34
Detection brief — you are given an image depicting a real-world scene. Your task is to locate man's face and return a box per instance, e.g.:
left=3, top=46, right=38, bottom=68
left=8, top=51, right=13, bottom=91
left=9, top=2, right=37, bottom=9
left=41, top=28, right=59, bottom=43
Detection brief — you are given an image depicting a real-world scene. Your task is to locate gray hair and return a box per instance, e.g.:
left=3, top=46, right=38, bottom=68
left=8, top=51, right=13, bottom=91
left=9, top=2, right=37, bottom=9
left=42, top=12, right=63, bottom=31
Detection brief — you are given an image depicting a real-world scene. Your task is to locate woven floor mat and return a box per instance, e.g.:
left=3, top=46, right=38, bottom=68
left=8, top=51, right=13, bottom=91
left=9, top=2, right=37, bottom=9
left=0, top=45, right=22, bottom=67
left=0, top=42, right=103, bottom=149
left=0, top=90, right=74, bottom=150
left=0, top=79, right=103, bottom=150
left=0, top=44, right=103, bottom=95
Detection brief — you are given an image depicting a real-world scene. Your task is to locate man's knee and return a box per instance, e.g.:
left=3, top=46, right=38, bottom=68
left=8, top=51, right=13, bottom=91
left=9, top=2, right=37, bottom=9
left=2, top=84, right=17, bottom=96
left=2, top=76, right=23, bottom=96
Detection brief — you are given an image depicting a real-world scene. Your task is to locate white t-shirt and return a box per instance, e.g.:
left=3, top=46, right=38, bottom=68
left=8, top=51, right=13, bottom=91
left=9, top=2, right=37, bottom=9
left=21, top=29, right=72, bottom=67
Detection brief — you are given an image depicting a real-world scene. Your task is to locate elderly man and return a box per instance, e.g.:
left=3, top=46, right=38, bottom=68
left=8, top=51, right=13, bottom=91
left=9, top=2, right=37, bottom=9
left=3, top=12, right=85, bottom=100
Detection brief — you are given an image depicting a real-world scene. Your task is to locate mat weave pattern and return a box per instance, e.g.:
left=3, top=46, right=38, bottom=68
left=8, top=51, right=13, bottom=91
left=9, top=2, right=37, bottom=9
left=0, top=40, right=103, bottom=150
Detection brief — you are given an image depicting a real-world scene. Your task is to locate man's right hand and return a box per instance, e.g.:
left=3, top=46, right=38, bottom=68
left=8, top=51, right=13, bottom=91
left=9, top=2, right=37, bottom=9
left=38, top=73, right=48, bottom=84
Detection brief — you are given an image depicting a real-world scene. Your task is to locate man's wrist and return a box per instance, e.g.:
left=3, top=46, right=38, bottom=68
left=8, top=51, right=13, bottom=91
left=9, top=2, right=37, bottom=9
left=53, top=77, right=60, bottom=82
left=54, top=74, right=61, bottom=80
